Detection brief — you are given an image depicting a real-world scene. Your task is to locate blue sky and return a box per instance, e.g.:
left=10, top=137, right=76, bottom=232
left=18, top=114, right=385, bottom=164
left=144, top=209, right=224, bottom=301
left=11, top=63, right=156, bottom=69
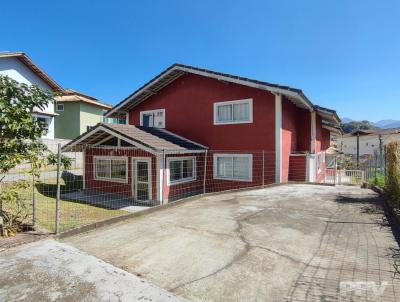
left=2, top=0, right=399, bottom=121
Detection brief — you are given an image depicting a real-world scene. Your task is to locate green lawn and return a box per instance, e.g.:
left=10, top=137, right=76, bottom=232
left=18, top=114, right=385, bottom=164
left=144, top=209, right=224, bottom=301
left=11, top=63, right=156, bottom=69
left=4, top=178, right=127, bottom=233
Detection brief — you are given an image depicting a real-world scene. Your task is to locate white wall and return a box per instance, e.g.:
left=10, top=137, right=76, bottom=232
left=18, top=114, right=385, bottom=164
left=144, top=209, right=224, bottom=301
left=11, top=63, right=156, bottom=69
left=339, top=133, right=400, bottom=155
left=0, top=57, right=56, bottom=139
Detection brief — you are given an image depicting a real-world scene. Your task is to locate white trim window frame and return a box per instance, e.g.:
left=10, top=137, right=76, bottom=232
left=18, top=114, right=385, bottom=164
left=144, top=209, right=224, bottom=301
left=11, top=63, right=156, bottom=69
left=213, top=99, right=253, bottom=125
left=167, top=156, right=196, bottom=185
left=93, top=156, right=128, bottom=183
left=213, top=153, right=253, bottom=182
left=140, top=109, right=166, bottom=128
left=56, top=103, right=64, bottom=111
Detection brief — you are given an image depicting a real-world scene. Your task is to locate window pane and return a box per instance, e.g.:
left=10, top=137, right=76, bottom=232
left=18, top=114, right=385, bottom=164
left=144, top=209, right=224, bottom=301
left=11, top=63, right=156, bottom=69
left=182, top=159, right=194, bottom=178
left=233, top=103, right=249, bottom=121
left=142, top=114, right=153, bottom=127
left=217, top=157, right=233, bottom=178
left=136, top=161, right=148, bottom=182
left=170, top=160, right=182, bottom=181
left=111, top=159, right=126, bottom=180
left=96, top=159, right=110, bottom=178
left=233, top=157, right=250, bottom=179
left=154, top=111, right=164, bottom=128
left=217, top=105, right=232, bottom=122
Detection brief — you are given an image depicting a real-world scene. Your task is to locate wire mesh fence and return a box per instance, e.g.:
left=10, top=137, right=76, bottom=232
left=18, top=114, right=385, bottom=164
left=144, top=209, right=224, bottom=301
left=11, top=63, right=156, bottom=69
left=2, top=140, right=338, bottom=234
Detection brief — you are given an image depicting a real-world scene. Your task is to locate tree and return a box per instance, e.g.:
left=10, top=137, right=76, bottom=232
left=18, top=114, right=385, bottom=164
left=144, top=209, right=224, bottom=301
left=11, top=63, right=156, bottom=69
left=0, top=75, right=71, bottom=236
left=340, top=120, right=378, bottom=134
left=0, top=75, right=52, bottom=175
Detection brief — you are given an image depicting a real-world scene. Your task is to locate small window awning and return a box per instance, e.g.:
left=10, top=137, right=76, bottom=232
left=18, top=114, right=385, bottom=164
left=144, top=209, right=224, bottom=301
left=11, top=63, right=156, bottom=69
left=62, top=123, right=208, bottom=154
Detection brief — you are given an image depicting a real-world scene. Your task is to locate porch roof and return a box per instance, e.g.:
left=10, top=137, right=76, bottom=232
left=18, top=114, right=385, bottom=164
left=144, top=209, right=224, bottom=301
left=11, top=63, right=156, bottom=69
left=61, top=123, right=208, bottom=153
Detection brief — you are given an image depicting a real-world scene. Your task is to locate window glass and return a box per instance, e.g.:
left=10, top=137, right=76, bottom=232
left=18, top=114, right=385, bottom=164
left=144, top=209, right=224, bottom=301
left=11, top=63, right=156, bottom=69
left=95, top=158, right=127, bottom=181
left=140, top=110, right=165, bottom=128
left=96, top=159, right=110, bottom=178
left=217, top=105, right=232, bottom=122
left=233, top=157, right=250, bottom=179
left=215, top=99, right=252, bottom=124
left=111, top=160, right=126, bottom=180
left=170, top=160, right=182, bottom=182
left=169, top=158, right=195, bottom=183
left=215, top=155, right=252, bottom=181
left=233, top=103, right=249, bottom=121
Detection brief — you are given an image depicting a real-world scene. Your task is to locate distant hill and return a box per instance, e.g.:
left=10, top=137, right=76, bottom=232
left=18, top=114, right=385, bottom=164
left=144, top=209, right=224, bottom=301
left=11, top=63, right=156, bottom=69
left=340, top=118, right=400, bottom=133
left=340, top=120, right=378, bottom=134
left=374, top=119, right=400, bottom=129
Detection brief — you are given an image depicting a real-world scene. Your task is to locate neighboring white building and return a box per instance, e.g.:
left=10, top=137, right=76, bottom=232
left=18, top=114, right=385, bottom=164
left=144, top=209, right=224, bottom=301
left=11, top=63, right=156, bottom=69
left=339, top=128, right=400, bottom=156
left=0, top=52, right=62, bottom=139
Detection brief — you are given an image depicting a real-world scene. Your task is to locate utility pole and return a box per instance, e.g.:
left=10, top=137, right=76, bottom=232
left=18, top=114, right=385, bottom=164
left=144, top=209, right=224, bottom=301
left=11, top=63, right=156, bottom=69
left=379, top=134, right=383, bottom=171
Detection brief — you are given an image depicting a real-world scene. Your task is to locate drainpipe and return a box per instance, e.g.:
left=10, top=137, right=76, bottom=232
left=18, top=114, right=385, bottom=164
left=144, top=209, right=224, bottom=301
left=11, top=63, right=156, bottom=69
left=161, top=150, right=165, bottom=205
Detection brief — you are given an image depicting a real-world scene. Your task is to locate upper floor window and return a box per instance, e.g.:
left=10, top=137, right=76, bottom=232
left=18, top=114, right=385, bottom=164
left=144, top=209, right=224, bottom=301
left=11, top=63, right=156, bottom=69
left=56, top=103, right=64, bottom=111
left=140, top=109, right=165, bottom=128
left=213, top=99, right=253, bottom=125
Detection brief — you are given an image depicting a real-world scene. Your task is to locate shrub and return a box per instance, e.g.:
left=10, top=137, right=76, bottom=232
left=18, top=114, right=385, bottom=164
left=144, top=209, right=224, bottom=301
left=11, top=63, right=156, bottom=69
left=0, top=181, right=31, bottom=237
left=386, top=141, right=400, bottom=205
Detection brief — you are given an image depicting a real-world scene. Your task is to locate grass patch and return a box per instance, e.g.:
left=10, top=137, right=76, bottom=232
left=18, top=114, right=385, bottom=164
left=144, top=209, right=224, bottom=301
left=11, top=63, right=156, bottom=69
left=4, top=176, right=127, bottom=233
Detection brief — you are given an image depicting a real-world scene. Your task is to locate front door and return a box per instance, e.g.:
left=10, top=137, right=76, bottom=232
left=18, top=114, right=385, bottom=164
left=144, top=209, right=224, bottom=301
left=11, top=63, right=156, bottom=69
left=133, top=158, right=152, bottom=201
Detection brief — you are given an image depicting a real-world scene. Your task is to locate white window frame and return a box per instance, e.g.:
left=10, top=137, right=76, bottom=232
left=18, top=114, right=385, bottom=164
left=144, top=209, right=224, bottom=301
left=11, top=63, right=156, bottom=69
left=140, top=109, right=166, bottom=128
left=93, top=156, right=128, bottom=183
left=56, top=103, right=64, bottom=111
left=213, top=99, right=253, bottom=125
left=167, top=156, right=196, bottom=185
left=213, top=153, right=253, bottom=182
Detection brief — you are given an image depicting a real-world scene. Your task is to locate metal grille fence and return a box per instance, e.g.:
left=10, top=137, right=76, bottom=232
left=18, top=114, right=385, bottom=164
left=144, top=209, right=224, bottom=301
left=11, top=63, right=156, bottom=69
left=0, top=142, right=332, bottom=234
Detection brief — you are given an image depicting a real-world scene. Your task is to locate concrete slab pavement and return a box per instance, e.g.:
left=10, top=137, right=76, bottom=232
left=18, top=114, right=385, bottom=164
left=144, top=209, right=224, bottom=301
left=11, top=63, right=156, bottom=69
left=0, top=239, right=186, bottom=302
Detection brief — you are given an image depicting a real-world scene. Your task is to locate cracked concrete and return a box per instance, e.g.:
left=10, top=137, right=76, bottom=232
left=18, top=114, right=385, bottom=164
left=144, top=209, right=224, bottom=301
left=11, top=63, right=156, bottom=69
left=61, top=184, right=400, bottom=301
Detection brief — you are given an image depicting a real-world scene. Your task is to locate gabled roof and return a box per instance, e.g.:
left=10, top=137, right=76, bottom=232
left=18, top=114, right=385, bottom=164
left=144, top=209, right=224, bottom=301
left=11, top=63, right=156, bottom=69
left=57, top=89, right=112, bottom=109
left=104, top=63, right=341, bottom=125
left=0, top=51, right=62, bottom=92
left=62, top=123, right=208, bottom=153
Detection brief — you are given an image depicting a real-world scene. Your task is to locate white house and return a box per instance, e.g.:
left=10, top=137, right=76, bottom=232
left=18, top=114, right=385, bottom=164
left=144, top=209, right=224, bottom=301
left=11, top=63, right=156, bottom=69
left=0, top=52, right=62, bottom=139
left=339, top=128, right=400, bottom=156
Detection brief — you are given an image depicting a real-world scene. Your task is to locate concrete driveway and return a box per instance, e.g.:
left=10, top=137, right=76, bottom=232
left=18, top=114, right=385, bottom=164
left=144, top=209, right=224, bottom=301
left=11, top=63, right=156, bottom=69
left=63, top=184, right=400, bottom=301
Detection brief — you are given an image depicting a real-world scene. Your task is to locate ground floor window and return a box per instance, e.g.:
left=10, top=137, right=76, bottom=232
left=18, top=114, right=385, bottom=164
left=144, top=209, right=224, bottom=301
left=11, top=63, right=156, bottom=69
left=213, top=154, right=252, bottom=181
left=167, top=157, right=196, bottom=185
left=94, top=156, right=128, bottom=182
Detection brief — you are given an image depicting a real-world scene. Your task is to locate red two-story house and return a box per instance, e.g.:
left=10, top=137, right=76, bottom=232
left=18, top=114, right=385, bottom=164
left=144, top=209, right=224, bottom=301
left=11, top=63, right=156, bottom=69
left=63, top=64, right=341, bottom=204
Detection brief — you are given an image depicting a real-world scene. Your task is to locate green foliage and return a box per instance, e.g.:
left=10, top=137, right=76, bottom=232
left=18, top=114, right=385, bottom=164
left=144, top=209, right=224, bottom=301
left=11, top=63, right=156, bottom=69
left=0, top=75, right=54, bottom=174
left=368, top=172, right=386, bottom=187
left=0, top=181, right=31, bottom=237
left=341, top=120, right=378, bottom=134
left=386, top=142, right=400, bottom=204
left=47, top=153, right=73, bottom=170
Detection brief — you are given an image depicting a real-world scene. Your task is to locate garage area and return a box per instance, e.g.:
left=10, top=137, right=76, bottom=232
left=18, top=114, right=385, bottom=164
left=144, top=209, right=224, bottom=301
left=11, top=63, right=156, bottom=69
left=62, top=184, right=400, bottom=301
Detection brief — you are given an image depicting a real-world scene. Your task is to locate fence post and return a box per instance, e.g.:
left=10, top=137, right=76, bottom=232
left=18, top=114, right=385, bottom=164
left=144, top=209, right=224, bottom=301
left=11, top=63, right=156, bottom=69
left=32, top=172, right=36, bottom=227
left=55, top=143, right=61, bottom=234
left=161, top=150, right=165, bottom=205
left=203, top=150, right=208, bottom=195
left=262, top=150, right=265, bottom=187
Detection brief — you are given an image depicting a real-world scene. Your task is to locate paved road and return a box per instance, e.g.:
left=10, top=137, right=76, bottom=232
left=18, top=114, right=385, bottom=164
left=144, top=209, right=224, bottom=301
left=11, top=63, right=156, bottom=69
left=64, top=185, right=400, bottom=301
left=0, top=240, right=185, bottom=302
